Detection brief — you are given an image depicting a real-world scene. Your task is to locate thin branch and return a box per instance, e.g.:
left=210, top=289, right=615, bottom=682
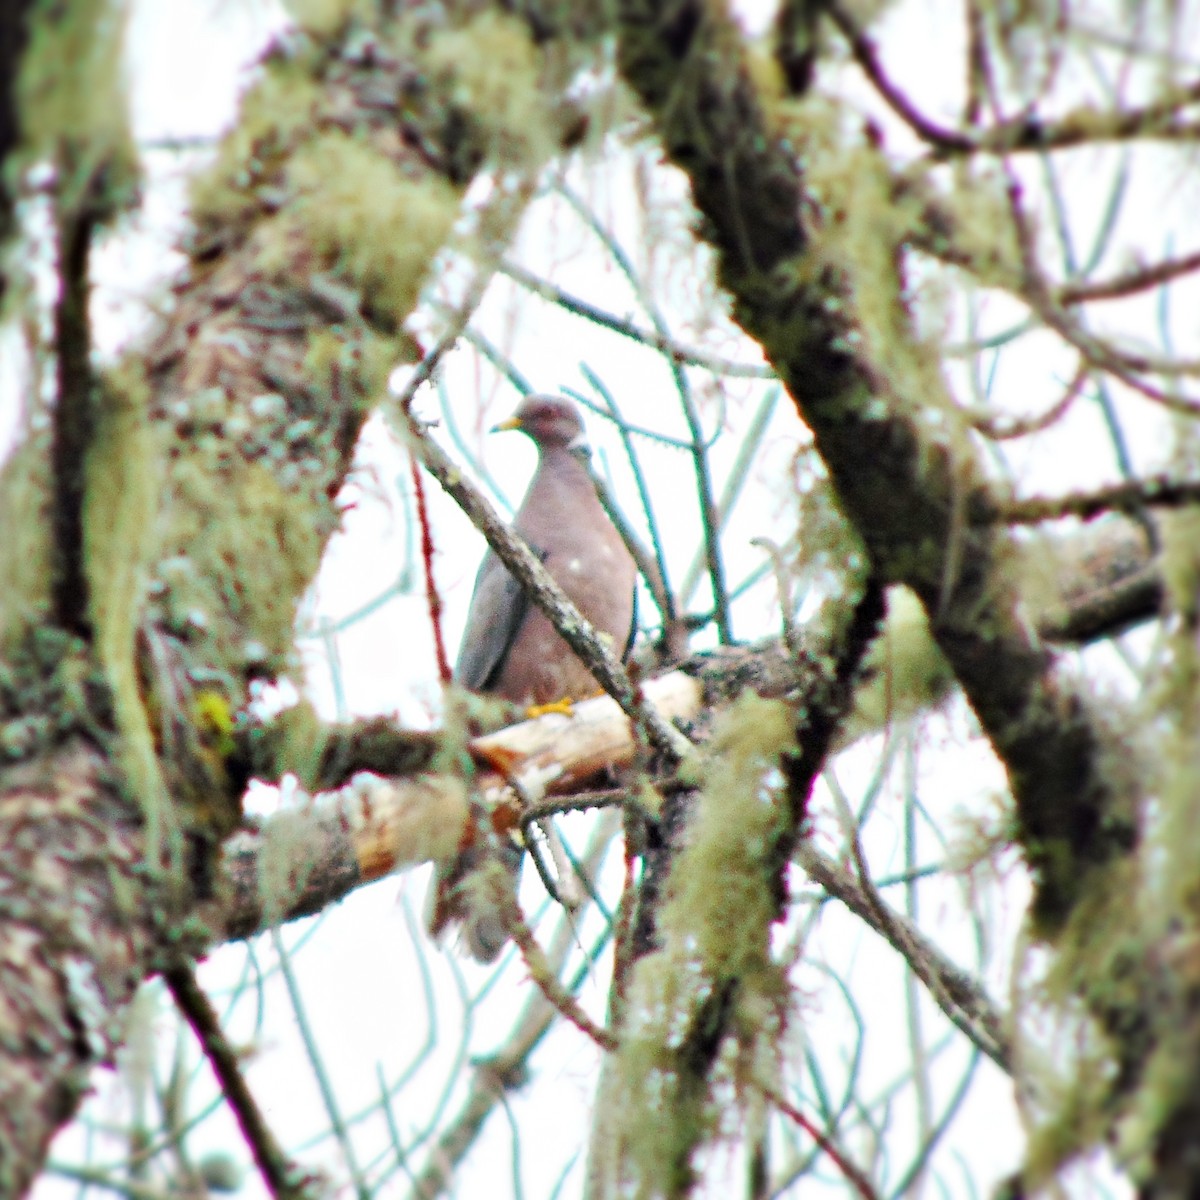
left=763, top=1086, right=880, bottom=1200
left=961, top=362, right=1086, bottom=440
left=1002, top=474, right=1200, bottom=525
left=556, top=182, right=734, bottom=644
left=1058, top=249, right=1200, bottom=307
left=832, top=0, right=1200, bottom=159
left=404, top=819, right=620, bottom=1200
left=501, top=260, right=774, bottom=378
left=410, top=455, right=452, bottom=684
left=49, top=169, right=100, bottom=636
left=796, top=842, right=1011, bottom=1071
left=496, top=871, right=618, bottom=1053
left=163, top=963, right=321, bottom=1200
left=612, top=0, right=1138, bottom=935
left=571, top=371, right=678, bottom=634
left=826, top=2, right=976, bottom=153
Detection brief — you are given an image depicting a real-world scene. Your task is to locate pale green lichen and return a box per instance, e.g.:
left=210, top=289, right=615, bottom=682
left=83, top=362, right=172, bottom=853
left=264, top=131, right=460, bottom=329
left=1020, top=1020, right=1116, bottom=1186
left=608, top=694, right=794, bottom=1197
left=774, top=98, right=972, bottom=484
left=16, top=0, right=139, bottom=215
left=659, top=695, right=794, bottom=977
left=0, top=431, right=53, bottom=644
left=933, top=163, right=1022, bottom=289
left=189, top=64, right=326, bottom=232
left=304, top=326, right=401, bottom=408
left=282, top=0, right=369, bottom=37
left=1160, top=509, right=1200, bottom=625
left=844, top=586, right=956, bottom=740
left=163, top=454, right=325, bottom=674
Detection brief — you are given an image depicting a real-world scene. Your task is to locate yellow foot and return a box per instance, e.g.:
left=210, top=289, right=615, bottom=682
left=525, top=697, right=575, bottom=719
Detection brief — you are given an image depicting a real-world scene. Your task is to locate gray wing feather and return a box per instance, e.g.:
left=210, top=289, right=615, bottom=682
left=454, top=547, right=541, bottom=691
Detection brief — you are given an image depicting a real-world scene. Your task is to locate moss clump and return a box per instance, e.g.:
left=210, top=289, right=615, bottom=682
left=283, top=0, right=368, bottom=37
left=844, top=586, right=955, bottom=739
left=84, top=362, right=171, bottom=852
left=265, top=131, right=460, bottom=330
left=0, top=625, right=101, bottom=761
left=304, top=325, right=400, bottom=408
left=425, top=11, right=553, bottom=170
left=658, top=694, right=794, bottom=976
left=162, top=455, right=325, bottom=677
left=0, top=429, right=54, bottom=644
left=189, top=64, right=326, bottom=233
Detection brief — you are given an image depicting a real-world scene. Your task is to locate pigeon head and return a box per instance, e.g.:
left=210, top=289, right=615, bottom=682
left=494, top=394, right=587, bottom=452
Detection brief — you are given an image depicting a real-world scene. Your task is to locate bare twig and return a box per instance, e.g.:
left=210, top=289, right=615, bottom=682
left=763, top=1085, right=881, bottom=1200
left=163, top=962, right=321, bottom=1200
left=795, top=841, right=1011, bottom=1070
left=501, top=260, right=773, bottom=379
left=1058, top=248, right=1200, bottom=306
left=1002, top=474, right=1200, bottom=525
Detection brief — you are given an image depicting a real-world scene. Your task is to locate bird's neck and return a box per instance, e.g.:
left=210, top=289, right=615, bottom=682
left=537, top=444, right=590, bottom=478
left=521, top=443, right=596, bottom=513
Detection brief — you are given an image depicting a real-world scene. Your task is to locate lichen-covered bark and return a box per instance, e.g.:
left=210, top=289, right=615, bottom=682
left=0, top=1, right=579, bottom=1186
left=0, top=743, right=166, bottom=1195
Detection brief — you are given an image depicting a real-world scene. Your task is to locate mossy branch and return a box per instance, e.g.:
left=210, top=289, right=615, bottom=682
left=611, top=0, right=1138, bottom=937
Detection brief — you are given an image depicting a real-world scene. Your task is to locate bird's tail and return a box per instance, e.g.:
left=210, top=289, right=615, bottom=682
left=425, top=839, right=524, bottom=963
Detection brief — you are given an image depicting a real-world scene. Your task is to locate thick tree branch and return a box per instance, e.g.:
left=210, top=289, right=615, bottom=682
left=214, top=515, right=1158, bottom=944
left=0, top=7, right=576, bottom=1184
left=612, top=0, right=1138, bottom=934
left=0, top=745, right=167, bottom=1196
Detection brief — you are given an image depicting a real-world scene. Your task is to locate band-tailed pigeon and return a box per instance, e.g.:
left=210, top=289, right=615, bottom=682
left=429, top=394, right=637, bottom=961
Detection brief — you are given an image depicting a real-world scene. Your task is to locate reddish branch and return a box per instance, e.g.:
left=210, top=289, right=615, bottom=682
left=410, top=455, right=452, bottom=684
left=767, top=1088, right=880, bottom=1200
left=828, top=0, right=1200, bottom=158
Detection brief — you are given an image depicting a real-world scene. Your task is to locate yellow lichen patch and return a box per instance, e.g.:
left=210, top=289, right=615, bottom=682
left=426, top=11, right=553, bottom=169
left=277, top=132, right=460, bottom=329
